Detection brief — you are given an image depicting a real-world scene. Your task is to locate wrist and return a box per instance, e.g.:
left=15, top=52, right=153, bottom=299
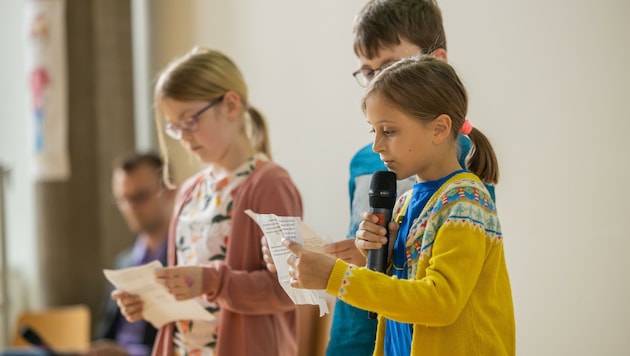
left=325, top=259, right=350, bottom=296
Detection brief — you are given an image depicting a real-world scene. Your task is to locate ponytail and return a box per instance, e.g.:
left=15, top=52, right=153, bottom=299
left=246, top=106, right=272, bottom=160
left=466, top=127, right=499, bottom=185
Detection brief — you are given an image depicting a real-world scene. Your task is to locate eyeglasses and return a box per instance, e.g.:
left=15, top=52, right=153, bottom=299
left=115, top=187, right=164, bottom=207
left=352, top=61, right=398, bottom=88
left=165, top=95, right=225, bottom=139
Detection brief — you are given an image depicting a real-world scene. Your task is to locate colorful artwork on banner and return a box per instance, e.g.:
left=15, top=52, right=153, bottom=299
left=24, top=0, right=70, bottom=181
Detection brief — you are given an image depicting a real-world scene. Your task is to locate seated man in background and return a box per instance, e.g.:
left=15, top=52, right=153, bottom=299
left=90, top=152, right=175, bottom=356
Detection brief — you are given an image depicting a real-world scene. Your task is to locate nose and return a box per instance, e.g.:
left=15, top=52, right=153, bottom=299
left=179, top=129, right=194, bottom=142
left=372, top=132, right=385, bottom=153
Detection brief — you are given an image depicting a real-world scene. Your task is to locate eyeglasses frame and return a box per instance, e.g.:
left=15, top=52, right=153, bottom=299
left=165, top=95, right=225, bottom=139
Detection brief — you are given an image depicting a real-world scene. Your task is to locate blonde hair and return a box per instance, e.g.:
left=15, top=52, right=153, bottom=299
left=153, top=47, right=271, bottom=185
left=361, top=56, right=499, bottom=184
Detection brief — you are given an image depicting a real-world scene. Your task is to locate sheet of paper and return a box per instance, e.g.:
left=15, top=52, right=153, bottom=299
left=103, top=260, right=214, bottom=328
left=245, top=209, right=330, bottom=316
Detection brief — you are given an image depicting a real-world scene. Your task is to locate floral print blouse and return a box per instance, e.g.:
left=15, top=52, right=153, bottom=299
left=173, top=154, right=268, bottom=356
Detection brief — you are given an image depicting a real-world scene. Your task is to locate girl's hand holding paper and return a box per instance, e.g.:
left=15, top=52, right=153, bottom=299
left=155, top=266, right=203, bottom=301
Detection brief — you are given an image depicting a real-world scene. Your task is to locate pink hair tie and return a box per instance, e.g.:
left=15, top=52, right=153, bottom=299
left=460, top=119, right=473, bottom=135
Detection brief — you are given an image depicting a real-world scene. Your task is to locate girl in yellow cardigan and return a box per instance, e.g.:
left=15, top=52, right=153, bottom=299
left=284, top=55, right=515, bottom=355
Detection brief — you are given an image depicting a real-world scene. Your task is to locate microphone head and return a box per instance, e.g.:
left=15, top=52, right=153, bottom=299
left=369, top=170, right=397, bottom=209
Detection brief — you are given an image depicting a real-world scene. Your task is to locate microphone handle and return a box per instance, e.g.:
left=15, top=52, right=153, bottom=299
left=366, top=206, right=393, bottom=319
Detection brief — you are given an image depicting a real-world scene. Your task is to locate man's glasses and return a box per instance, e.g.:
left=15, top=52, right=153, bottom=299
left=165, top=95, right=225, bottom=140
left=351, top=61, right=398, bottom=88
left=115, top=187, right=163, bottom=207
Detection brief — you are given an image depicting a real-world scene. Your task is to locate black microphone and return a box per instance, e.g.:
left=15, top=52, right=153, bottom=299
left=19, top=325, right=55, bottom=355
left=366, top=170, right=396, bottom=319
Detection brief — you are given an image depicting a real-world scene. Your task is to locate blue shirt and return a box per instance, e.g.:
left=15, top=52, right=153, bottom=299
left=384, top=170, right=464, bottom=356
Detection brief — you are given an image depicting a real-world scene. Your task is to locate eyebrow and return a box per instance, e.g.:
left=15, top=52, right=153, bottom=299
left=366, top=119, right=398, bottom=126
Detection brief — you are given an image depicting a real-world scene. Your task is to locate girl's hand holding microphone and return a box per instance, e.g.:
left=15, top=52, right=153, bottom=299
left=354, top=211, right=399, bottom=257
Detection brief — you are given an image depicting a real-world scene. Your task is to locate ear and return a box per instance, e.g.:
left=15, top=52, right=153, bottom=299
left=221, top=91, right=243, bottom=121
left=430, top=48, right=448, bottom=62
left=432, top=114, right=452, bottom=144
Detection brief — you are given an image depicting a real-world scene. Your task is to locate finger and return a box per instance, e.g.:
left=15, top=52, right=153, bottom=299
left=359, top=220, right=387, bottom=236
left=286, top=253, right=299, bottom=267
left=174, top=293, right=190, bottom=301
left=155, top=272, right=180, bottom=286
left=322, top=239, right=351, bottom=255
left=117, top=295, right=141, bottom=309
left=289, top=275, right=302, bottom=289
left=154, top=268, right=182, bottom=282
left=116, top=295, right=140, bottom=308
left=282, top=238, right=303, bottom=256
left=155, top=276, right=172, bottom=289
left=266, top=262, right=277, bottom=273
left=153, top=267, right=167, bottom=278
left=355, top=235, right=386, bottom=250
left=120, top=302, right=143, bottom=316
left=262, top=245, right=274, bottom=262
left=110, top=290, right=128, bottom=300
left=263, top=255, right=277, bottom=272
left=169, top=286, right=187, bottom=298
left=165, top=278, right=187, bottom=294
left=322, top=240, right=343, bottom=254
left=263, top=252, right=274, bottom=264
left=119, top=302, right=143, bottom=322
left=360, top=211, right=379, bottom=223
left=122, top=309, right=143, bottom=323
left=261, top=235, right=269, bottom=248
left=322, top=243, right=337, bottom=254
left=388, top=220, right=399, bottom=234
left=356, top=227, right=387, bottom=245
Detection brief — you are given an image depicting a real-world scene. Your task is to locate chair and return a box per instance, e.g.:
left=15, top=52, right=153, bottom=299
left=10, top=305, right=90, bottom=354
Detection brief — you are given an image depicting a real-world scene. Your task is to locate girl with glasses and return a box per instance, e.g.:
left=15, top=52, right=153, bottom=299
left=112, top=47, right=307, bottom=356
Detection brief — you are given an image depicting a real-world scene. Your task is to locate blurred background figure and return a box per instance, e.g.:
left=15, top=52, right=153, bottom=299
left=90, top=152, right=175, bottom=356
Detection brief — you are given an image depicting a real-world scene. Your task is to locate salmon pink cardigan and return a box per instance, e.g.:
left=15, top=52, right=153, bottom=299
left=152, top=161, right=302, bottom=356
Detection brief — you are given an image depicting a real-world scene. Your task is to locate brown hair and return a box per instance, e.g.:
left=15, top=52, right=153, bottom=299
left=361, top=56, right=499, bottom=184
left=353, top=0, right=447, bottom=60
left=112, top=151, right=170, bottom=186
left=153, top=47, right=271, bottom=185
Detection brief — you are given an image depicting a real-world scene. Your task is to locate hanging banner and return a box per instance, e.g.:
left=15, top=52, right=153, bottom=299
left=24, top=0, right=70, bottom=181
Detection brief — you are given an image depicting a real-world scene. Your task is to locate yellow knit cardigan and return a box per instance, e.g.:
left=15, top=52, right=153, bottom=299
left=326, top=172, right=515, bottom=355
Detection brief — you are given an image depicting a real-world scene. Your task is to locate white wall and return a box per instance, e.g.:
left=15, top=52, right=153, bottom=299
left=441, top=1, right=630, bottom=354
left=1, top=0, right=629, bottom=354
left=187, top=0, right=370, bottom=238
